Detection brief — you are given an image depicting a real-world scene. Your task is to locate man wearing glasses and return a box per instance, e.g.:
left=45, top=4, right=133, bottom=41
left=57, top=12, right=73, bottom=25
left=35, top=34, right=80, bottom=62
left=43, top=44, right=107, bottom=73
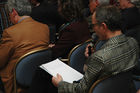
left=28, top=4, right=139, bottom=93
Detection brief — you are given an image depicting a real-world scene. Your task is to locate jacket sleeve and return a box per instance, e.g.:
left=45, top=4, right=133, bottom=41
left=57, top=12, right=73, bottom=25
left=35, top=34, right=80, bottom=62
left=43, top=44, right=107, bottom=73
left=58, top=54, right=104, bottom=93
left=0, top=30, right=14, bottom=68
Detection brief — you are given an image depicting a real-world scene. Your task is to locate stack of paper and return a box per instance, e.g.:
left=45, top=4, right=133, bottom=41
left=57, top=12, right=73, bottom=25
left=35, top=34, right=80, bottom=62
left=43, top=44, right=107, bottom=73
left=40, top=58, right=83, bottom=83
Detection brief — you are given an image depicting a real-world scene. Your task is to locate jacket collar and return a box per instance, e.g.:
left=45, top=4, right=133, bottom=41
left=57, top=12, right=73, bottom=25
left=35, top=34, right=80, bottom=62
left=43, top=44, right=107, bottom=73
left=101, top=34, right=127, bottom=48
left=18, top=16, right=32, bottom=24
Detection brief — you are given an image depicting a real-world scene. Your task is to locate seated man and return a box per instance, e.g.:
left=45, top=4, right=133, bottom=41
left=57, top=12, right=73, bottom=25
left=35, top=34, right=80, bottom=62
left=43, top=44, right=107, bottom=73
left=117, top=0, right=140, bottom=33
left=28, top=4, right=139, bottom=93
left=0, top=0, right=50, bottom=93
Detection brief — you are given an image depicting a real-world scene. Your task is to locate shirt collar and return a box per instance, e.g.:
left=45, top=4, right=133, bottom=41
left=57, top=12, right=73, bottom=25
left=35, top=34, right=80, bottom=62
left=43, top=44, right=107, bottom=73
left=18, top=16, right=30, bottom=23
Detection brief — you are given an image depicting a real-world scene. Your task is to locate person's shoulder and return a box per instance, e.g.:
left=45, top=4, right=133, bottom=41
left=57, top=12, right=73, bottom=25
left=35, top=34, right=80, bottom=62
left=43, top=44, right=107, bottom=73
left=4, top=24, right=18, bottom=33
left=127, top=36, right=139, bottom=46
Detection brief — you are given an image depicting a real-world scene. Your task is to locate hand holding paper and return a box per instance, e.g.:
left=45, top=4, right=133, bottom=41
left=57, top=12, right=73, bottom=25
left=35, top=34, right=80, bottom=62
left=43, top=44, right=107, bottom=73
left=52, top=74, right=63, bottom=87
left=40, top=58, right=83, bottom=83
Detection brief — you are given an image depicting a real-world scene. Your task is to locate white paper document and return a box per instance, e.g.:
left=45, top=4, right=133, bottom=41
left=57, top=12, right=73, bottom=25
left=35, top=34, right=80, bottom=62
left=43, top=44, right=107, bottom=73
left=40, top=58, right=84, bottom=83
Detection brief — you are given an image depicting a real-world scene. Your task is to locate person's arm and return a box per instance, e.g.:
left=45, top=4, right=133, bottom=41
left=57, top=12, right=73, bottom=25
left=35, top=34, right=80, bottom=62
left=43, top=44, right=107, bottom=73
left=52, top=54, right=104, bottom=93
left=0, top=30, right=14, bottom=68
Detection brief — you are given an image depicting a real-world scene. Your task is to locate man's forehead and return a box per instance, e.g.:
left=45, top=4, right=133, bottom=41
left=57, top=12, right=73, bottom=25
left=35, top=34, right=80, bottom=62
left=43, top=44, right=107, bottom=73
left=92, top=12, right=97, bottom=23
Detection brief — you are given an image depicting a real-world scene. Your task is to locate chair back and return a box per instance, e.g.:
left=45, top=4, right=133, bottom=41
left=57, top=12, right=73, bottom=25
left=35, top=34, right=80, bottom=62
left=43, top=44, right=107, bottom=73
left=133, top=75, right=140, bottom=91
left=133, top=59, right=140, bottom=91
left=14, top=48, right=52, bottom=90
left=89, top=71, right=135, bottom=93
left=68, top=39, right=92, bottom=73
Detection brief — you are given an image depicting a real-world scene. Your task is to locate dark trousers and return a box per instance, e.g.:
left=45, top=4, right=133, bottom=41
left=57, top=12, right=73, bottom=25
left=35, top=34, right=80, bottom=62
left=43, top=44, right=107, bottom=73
left=28, top=67, right=58, bottom=93
left=0, top=77, right=4, bottom=93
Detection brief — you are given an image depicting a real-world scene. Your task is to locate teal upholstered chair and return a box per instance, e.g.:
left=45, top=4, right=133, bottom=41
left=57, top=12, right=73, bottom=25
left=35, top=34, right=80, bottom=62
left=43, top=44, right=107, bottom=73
left=14, top=48, right=52, bottom=93
left=68, top=39, right=92, bottom=74
left=89, top=71, right=135, bottom=93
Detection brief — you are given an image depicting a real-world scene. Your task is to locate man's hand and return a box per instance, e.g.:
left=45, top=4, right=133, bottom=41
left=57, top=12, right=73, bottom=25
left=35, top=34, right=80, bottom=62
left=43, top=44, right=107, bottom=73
left=52, top=74, right=63, bottom=87
left=84, top=44, right=94, bottom=58
left=137, top=89, right=140, bottom=93
left=48, top=44, right=55, bottom=48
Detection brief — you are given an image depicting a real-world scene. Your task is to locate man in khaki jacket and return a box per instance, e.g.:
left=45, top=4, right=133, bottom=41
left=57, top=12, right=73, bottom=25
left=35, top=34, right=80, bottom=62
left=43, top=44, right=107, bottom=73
left=0, top=0, right=50, bottom=93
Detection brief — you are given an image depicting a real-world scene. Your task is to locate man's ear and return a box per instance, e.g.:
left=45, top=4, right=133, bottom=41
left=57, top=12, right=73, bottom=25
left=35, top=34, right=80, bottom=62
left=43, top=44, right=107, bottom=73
left=101, top=23, right=107, bottom=29
left=100, top=22, right=108, bottom=32
left=12, top=8, right=19, bottom=23
left=12, top=8, right=18, bottom=16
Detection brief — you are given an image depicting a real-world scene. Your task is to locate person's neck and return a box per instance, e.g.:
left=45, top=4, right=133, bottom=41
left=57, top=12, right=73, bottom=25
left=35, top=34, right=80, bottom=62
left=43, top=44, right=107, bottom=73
left=106, top=30, right=122, bottom=40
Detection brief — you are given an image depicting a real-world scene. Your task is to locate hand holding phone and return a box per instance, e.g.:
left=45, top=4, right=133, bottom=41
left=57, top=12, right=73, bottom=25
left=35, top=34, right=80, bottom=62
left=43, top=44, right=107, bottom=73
left=88, top=46, right=92, bottom=56
left=85, top=43, right=94, bottom=57
left=88, top=43, right=93, bottom=56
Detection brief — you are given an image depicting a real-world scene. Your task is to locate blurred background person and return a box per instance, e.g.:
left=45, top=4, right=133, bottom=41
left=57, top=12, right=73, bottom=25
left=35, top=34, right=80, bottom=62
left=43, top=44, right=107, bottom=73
left=30, top=0, right=66, bottom=43
left=49, top=0, right=91, bottom=59
left=89, top=0, right=110, bottom=14
left=0, top=0, right=11, bottom=38
left=117, top=0, right=140, bottom=33
left=86, top=0, right=110, bottom=42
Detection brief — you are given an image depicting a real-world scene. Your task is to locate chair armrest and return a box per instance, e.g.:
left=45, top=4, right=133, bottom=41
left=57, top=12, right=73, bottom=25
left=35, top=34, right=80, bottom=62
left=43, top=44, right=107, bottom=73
left=59, top=58, right=69, bottom=64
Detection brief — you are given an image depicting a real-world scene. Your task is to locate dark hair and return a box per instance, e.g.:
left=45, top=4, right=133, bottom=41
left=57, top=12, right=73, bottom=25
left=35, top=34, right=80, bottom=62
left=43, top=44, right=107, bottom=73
left=37, top=0, right=44, bottom=3
left=58, top=0, right=84, bottom=21
left=95, top=4, right=122, bottom=31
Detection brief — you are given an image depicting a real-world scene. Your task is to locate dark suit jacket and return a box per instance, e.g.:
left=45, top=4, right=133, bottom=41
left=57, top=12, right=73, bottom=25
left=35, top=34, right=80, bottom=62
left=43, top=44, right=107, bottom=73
left=30, top=1, right=65, bottom=29
left=51, top=20, right=91, bottom=59
left=0, top=17, right=49, bottom=93
left=121, top=6, right=140, bottom=33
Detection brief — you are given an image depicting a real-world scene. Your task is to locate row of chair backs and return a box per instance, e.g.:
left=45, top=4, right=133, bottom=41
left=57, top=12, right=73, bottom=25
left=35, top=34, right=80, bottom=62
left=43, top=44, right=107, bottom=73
left=14, top=38, right=92, bottom=91
left=68, top=39, right=92, bottom=74
left=89, top=71, right=134, bottom=93
left=14, top=48, right=52, bottom=90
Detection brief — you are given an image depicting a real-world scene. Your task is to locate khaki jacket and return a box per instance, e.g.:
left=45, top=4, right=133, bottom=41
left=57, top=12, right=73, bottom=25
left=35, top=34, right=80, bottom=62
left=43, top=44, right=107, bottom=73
left=0, top=17, right=50, bottom=93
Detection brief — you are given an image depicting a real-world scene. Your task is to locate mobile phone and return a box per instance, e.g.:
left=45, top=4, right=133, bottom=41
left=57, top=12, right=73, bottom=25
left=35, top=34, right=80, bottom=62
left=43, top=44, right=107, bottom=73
left=88, top=43, right=93, bottom=56
left=88, top=46, right=92, bottom=56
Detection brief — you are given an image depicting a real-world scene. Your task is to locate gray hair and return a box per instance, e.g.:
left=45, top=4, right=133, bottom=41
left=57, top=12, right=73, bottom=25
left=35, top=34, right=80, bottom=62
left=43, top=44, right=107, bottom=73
left=6, top=0, right=32, bottom=16
left=96, top=4, right=122, bottom=31
left=97, top=0, right=110, bottom=4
